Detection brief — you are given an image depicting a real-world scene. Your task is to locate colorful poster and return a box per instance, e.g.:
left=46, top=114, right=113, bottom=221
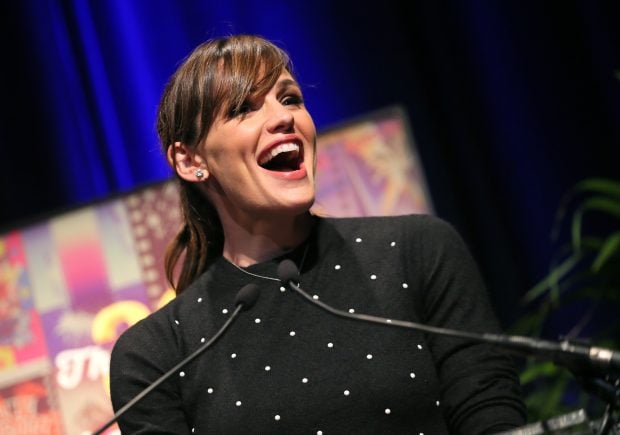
left=0, top=376, right=63, bottom=434
left=314, top=107, right=433, bottom=217
left=0, top=106, right=431, bottom=434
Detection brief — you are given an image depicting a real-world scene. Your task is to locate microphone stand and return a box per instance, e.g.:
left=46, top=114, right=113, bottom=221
left=570, top=368, right=619, bottom=435
left=503, top=358, right=620, bottom=434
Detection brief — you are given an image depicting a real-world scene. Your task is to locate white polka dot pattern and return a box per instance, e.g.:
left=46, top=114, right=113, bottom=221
left=165, top=226, right=450, bottom=432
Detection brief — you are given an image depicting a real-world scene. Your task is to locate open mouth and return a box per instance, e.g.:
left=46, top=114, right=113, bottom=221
left=258, top=142, right=303, bottom=172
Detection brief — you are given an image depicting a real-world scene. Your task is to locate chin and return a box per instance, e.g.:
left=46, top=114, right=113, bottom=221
left=271, top=194, right=315, bottom=218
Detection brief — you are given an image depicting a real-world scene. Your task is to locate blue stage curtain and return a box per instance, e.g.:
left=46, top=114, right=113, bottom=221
left=2, top=0, right=619, bottom=326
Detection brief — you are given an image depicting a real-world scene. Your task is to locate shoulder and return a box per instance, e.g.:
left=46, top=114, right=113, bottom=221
left=111, top=275, right=207, bottom=362
left=111, top=298, right=177, bottom=364
left=316, top=215, right=473, bottom=276
left=319, top=214, right=460, bottom=243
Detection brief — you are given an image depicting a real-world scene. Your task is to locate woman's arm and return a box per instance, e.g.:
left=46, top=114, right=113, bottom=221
left=417, top=216, right=526, bottom=433
left=109, top=317, right=191, bottom=434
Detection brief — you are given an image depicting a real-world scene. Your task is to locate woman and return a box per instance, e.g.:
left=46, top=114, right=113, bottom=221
left=110, top=34, right=526, bottom=434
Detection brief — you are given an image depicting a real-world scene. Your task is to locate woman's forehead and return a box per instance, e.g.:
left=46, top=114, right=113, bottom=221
left=226, top=68, right=295, bottom=101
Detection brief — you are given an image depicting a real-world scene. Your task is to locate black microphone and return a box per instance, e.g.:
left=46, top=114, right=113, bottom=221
left=277, top=259, right=620, bottom=376
left=235, top=281, right=260, bottom=310
left=93, top=283, right=260, bottom=435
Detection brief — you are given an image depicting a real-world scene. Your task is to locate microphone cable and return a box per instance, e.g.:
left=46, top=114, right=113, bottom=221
left=277, top=259, right=620, bottom=377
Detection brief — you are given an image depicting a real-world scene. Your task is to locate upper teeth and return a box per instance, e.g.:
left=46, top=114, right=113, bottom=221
left=259, top=143, right=300, bottom=165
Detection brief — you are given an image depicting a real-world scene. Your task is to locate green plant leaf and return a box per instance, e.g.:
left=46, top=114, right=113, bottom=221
left=572, top=286, right=620, bottom=303
left=522, top=253, right=582, bottom=303
left=537, top=376, right=570, bottom=419
left=520, top=361, right=559, bottom=384
left=552, top=178, right=620, bottom=241
left=591, top=231, right=620, bottom=272
left=572, top=196, right=620, bottom=250
left=580, top=236, right=604, bottom=251
left=573, top=178, right=620, bottom=197
left=510, top=311, right=547, bottom=335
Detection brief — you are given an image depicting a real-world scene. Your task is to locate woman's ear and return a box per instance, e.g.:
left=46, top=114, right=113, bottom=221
left=167, top=142, right=209, bottom=182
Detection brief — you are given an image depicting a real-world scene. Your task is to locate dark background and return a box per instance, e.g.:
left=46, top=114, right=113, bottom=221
left=1, top=0, right=619, bottom=329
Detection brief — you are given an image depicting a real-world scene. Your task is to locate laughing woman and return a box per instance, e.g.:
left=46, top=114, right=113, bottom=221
left=110, top=35, right=526, bottom=434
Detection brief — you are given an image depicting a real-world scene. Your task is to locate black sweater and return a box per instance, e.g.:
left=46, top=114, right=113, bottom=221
left=110, top=215, right=526, bottom=434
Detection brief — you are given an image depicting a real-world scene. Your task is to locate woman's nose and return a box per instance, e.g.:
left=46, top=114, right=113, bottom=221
left=265, top=103, right=294, bottom=133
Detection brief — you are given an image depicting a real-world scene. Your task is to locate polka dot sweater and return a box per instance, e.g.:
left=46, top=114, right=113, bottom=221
left=110, top=214, right=526, bottom=434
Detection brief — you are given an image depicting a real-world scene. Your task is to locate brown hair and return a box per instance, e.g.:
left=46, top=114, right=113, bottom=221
left=157, top=35, right=293, bottom=293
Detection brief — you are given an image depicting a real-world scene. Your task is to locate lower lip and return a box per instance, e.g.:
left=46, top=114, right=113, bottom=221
left=261, top=165, right=307, bottom=180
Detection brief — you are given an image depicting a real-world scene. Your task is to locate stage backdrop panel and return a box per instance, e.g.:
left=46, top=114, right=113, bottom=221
left=0, top=106, right=432, bottom=434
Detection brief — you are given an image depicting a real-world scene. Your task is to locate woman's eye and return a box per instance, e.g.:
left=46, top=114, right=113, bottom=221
left=282, top=94, right=303, bottom=106
left=229, top=101, right=253, bottom=117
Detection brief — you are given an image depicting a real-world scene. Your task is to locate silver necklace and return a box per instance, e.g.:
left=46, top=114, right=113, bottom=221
left=229, top=243, right=309, bottom=282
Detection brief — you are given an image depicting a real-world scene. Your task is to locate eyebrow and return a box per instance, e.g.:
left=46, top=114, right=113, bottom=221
left=275, top=78, right=300, bottom=91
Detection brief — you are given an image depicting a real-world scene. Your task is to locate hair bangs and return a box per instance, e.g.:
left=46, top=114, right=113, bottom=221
left=211, top=37, right=292, bottom=121
left=159, top=36, right=293, bottom=149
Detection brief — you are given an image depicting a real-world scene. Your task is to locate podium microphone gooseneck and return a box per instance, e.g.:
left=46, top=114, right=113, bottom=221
left=93, top=283, right=260, bottom=435
left=277, top=259, right=620, bottom=377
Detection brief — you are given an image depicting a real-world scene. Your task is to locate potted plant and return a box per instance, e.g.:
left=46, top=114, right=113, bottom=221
left=511, top=178, right=620, bottom=424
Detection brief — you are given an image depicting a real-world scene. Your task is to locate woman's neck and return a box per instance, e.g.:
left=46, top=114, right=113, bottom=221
left=220, top=212, right=313, bottom=267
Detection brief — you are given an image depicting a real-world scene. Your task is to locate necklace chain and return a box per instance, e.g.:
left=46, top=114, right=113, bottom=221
left=230, top=243, right=309, bottom=283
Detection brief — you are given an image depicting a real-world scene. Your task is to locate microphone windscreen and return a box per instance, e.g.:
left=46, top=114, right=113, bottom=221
left=277, top=259, right=300, bottom=283
left=234, top=283, right=260, bottom=310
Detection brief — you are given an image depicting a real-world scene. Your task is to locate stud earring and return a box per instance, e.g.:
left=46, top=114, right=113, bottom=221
left=195, top=169, right=205, bottom=179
